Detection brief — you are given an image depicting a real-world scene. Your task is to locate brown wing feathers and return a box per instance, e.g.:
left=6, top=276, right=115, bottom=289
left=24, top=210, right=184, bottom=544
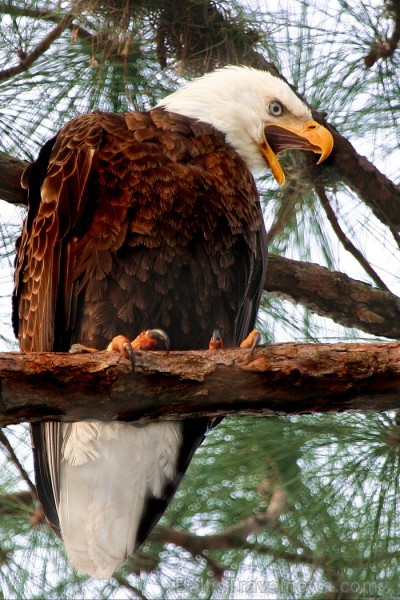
left=13, top=107, right=267, bottom=562
left=14, top=108, right=265, bottom=352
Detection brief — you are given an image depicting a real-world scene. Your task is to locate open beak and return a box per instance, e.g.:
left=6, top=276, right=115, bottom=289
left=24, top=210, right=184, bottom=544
left=259, top=120, right=334, bottom=185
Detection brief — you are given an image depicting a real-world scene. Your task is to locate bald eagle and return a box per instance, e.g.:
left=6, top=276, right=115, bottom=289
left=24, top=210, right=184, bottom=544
left=13, top=66, right=333, bottom=579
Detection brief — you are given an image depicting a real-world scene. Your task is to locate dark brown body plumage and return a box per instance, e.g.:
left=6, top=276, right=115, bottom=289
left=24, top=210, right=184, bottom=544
left=13, top=107, right=267, bottom=551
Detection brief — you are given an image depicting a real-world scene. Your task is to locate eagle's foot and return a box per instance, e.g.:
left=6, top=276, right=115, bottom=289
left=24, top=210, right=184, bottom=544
left=106, top=329, right=170, bottom=371
left=106, top=335, right=136, bottom=370
left=209, top=328, right=224, bottom=350
left=240, top=329, right=261, bottom=353
left=131, top=329, right=170, bottom=353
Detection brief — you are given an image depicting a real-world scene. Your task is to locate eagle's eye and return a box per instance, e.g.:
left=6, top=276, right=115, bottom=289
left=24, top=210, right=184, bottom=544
left=269, top=101, right=284, bottom=117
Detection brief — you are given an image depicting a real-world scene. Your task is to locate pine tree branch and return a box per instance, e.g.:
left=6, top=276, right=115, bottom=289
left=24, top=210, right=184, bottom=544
left=0, top=4, right=92, bottom=41
left=0, top=1, right=279, bottom=77
left=267, top=187, right=299, bottom=243
left=150, top=484, right=315, bottom=568
left=0, top=4, right=55, bottom=21
left=0, top=152, right=28, bottom=205
left=0, top=430, right=36, bottom=495
left=265, top=254, right=400, bottom=338
left=0, top=14, right=74, bottom=82
left=1, top=342, right=400, bottom=427
left=364, top=1, right=400, bottom=67
left=0, top=490, right=33, bottom=516
left=315, top=184, right=389, bottom=290
left=309, top=113, right=400, bottom=232
left=112, top=575, right=149, bottom=600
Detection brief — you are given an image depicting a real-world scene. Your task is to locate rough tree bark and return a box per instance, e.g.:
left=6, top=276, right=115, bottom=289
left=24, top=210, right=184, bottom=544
left=0, top=152, right=28, bottom=206
left=1, top=342, right=400, bottom=426
left=265, top=255, right=400, bottom=338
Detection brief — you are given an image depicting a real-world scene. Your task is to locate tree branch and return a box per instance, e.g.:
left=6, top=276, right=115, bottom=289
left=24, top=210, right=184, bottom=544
left=265, top=254, right=400, bottom=338
left=0, top=430, right=36, bottom=495
left=0, top=4, right=93, bottom=41
left=0, top=490, right=34, bottom=516
left=364, top=1, right=400, bottom=68
left=0, top=14, right=74, bottom=83
left=1, top=342, right=400, bottom=426
left=310, top=114, right=400, bottom=232
left=315, top=184, right=388, bottom=290
left=149, top=483, right=315, bottom=569
left=0, top=152, right=28, bottom=205
left=112, top=575, right=149, bottom=600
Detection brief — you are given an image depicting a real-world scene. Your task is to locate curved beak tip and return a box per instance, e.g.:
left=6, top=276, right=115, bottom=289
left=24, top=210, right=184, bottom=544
left=316, top=137, right=334, bottom=164
left=309, top=122, right=334, bottom=165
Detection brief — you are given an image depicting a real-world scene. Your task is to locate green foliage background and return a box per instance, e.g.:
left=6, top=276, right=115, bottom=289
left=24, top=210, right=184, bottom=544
left=0, top=0, right=400, bottom=597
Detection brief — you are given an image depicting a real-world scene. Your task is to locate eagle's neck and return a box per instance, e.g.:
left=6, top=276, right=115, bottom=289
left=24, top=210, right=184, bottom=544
left=157, top=73, right=267, bottom=171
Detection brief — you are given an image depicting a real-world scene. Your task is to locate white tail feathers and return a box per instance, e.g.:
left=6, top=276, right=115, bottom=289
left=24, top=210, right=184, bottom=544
left=58, top=420, right=182, bottom=579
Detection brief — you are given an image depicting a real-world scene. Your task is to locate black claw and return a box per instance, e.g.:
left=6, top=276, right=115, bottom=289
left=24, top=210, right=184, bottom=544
left=123, top=341, right=136, bottom=372
left=147, top=329, right=170, bottom=354
left=209, top=328, right=224, bottom=350
left=211, top=328, right=223, bottom=344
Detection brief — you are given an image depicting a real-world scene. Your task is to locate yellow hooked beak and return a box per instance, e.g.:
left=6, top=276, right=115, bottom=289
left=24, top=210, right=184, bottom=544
left=259, top=120, right=334, bottom=185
